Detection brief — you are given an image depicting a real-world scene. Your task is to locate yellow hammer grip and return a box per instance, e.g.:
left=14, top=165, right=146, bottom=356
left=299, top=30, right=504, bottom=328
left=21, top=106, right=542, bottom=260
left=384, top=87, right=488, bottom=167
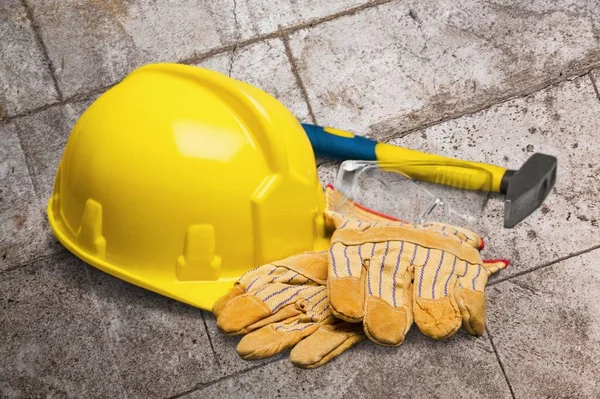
left=375, top=142, right=507, bottom=192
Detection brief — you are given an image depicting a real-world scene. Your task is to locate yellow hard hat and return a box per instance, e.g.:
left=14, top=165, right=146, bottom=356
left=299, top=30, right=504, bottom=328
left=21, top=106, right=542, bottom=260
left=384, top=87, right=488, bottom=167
left=48, top=63, right=328, bottom=310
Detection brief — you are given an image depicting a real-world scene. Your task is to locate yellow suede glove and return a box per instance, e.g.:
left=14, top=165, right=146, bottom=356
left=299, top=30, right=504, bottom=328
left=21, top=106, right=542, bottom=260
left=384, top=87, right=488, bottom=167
left=212, top=251, right=365, bottom=369
left=412, top=222, right=508, bottom=339
left=327, top=214, right=507, bottom=344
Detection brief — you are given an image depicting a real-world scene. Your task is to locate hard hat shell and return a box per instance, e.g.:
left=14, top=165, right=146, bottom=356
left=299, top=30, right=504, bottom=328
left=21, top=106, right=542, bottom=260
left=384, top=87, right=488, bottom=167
left=48, top=63, right=328, bottom=310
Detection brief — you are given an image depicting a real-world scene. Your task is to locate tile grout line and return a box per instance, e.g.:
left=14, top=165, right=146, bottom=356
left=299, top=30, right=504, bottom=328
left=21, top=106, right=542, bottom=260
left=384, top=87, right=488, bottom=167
left=6, top=82, right=113, bottom=122
left=82, top=267, right=129, bottom=399
left=3, top=1, right=394, bottom=123
left=281, top=32, right=318, bottom=124
left=200, top=311, right=221, bottom=368
left=166, top=358, right=284, bottom=399
left=2, top=0, right=598, bottom=131
left=379, top=63, right=600, bottom=143
left=8, top=101, right=65, bottom=121
left=181, top=0, right=394, bottom=67
left=180, top=37, right=273, bottom=66
left=5, top=58, right=600, bottom=138
left=590, top=71, right=600, bottom=102
left=226, top=0, right=241, bottom=77
left=20, top=0, right=64, bottom=102
left=489, top=243, right=600, bottom=286
left=4, top=0, right=599, bottom=138
left=486, top=326, right=517, bottom=399
left=2, top=0, right=597, bottom=127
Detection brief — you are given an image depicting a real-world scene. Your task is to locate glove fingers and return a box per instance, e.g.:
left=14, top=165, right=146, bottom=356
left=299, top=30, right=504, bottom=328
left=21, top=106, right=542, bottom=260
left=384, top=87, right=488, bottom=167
left=216, top=282, right=325, bottom=335
left=214, top=257, right=317, bottom=333
left=364, top=296, right=412, bottom=346
left=482, top=259, right=509, bottom=276
left=455, top=261, right=499, bottom=336
left=237, top=321, right=319, bottom=360
left=413, top=296, right=462, bottom=339
left=413, top=249, right=462, bottom=340
left=235, top=283, right=334, bottom=359
left=214, top=261, right=289, bottom=319
left=328, top=243, right=367, bottom=322
left=363, top=241, right=414, bottom=346
left=454, top=287, right=487, bottom=336
left=216, top=292, right=303, bottom=335
left=291, top=323, right=366, bottom=369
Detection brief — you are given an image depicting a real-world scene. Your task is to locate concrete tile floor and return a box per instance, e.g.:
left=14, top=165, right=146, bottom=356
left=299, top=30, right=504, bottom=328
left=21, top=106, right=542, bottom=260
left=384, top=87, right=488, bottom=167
left=1, top=1, right=599, bottom=398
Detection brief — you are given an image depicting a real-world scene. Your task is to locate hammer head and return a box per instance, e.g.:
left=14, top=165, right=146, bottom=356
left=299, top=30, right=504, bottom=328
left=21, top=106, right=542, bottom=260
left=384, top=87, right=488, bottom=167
left=504, top=153, right=557, bottom=228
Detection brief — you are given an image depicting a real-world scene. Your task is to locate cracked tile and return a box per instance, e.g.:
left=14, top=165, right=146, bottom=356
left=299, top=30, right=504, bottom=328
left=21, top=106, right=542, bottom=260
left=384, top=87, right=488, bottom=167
left=85, top=267, right=220, bottom=398
left=198, top=39, right=311, bottom=122
left=487, top=249, right=600, bottom=397
left=388, top=76, right=600, bottom=279
left=184, top=328, right=511, bottom=398
left=288, top=0, right=600, bottom=138
left=0, top=1, right=59, bottom=118
left=0, top=121, right=62, bottom=271
left=0, top=252, right=124, bottom=397
left=591, top=69, right=600, bottom=98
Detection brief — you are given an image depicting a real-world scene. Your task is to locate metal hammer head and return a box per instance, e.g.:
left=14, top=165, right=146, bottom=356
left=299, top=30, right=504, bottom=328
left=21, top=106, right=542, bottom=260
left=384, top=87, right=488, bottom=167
left=502, top=153, right=557, bottom=228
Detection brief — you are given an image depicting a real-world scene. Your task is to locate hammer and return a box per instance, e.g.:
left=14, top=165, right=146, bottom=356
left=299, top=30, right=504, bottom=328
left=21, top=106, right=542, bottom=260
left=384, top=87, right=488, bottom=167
left=302, top=124, right=557, bottom=228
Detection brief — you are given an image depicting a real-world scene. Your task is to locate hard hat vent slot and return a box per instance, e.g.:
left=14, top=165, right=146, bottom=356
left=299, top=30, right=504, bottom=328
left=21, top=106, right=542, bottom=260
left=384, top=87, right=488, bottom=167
left=75, top=199, right=107, bottom=259
left=176, top=225, right=222, bottom=281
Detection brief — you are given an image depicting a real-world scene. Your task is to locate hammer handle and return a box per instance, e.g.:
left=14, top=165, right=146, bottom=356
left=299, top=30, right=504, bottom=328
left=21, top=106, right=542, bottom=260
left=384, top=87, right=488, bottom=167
left=302, top=123, right=508, bottom=193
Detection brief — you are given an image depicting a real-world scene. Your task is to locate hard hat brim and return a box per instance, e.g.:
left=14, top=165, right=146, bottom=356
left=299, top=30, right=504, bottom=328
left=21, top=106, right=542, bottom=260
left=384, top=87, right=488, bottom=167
left=48, top=197, right=236, bottom=310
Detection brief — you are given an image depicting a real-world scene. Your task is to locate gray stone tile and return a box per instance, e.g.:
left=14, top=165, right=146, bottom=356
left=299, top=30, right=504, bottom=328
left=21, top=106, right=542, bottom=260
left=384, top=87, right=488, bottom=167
left=184, top=328, right=511, bottom=398
left=198, top=39, right=312, bottom=122
left=0, top=121, right=62, bottom=271
left=0, top=252, right=124, bottom=398
left=234, top=0, right=368, bottom=38
left=0, top=122, right=35, bottom=214
left=0, top=1, right=58, bottom=118
left=388, top=76, right=600, bottom=278
left=85, top=267, right=220, bottom=398
left=26, top=0, right=239, bottom=98
left=487, top=249, right=600, bottom=398
left=13, top=102, right=88, bottom=201
left=27, top=0, right=368, bottom=99
left=288, top=0, right=600, bottom=138
left=2, top=100, right=94, bottom=270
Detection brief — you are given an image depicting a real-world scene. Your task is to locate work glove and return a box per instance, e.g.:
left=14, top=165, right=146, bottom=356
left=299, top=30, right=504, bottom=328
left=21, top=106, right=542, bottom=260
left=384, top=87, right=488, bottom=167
left=212, top=187, right=397, bottom=368
left=212, top=251, right=365, bottom=369
left=326, top=212, right=508, bottom=344
left=411, top=222, right=508, bottom=338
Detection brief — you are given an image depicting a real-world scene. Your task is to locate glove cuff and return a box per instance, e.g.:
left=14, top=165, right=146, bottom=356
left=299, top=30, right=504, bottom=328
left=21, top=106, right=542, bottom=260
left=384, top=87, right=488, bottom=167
left=332, top=224, right=483, bottom=265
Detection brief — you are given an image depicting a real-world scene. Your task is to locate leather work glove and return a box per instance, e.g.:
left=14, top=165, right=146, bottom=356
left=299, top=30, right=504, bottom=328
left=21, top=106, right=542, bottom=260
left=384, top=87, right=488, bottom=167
left=326, top=213, right=508, bottom=344
left=212, top=251, right=365, bottom=369
left=212, top=187, right=398, bottom=368
left=411, top=222, right=508, bottom=338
